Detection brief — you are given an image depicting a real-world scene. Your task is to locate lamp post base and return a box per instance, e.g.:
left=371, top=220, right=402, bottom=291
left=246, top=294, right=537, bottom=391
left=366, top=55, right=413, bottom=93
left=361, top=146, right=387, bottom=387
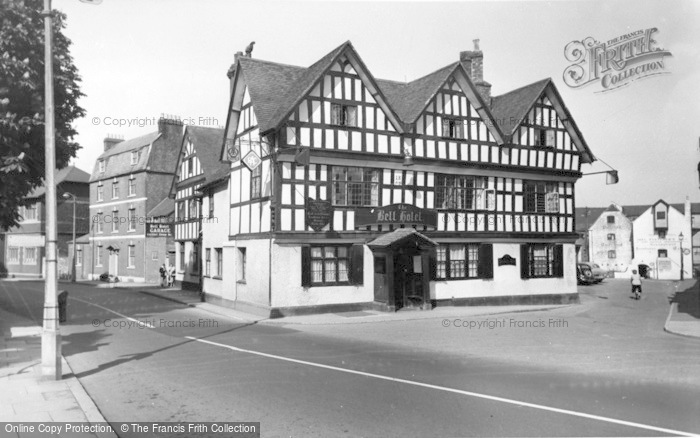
left=41, top=329, right=62, bottom=380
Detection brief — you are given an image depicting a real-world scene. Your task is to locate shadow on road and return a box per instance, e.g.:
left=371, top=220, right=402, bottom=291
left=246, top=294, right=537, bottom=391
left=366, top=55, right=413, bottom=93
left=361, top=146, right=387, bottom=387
left=69, top=321, right=260, bottom=379
left=671, top=280, right=700, bottom=319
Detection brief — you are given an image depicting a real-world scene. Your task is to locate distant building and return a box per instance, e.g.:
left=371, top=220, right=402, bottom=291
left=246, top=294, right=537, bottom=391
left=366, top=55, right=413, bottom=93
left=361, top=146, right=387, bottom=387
left=575, top=198, right=699, bottom=279
left=83, top=117, right=182, bottom=283
left=172, top=126, right=226, bottom=290
left=0, top=166, right=90, bottom=278
left=632, top=199, right=693, bottom=280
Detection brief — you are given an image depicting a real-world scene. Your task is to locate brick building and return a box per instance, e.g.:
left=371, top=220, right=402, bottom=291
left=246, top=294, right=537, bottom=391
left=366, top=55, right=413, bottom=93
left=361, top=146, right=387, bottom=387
left=82, top=117, right=182, bottom=283
left=0, top=166, right=90, bottom=278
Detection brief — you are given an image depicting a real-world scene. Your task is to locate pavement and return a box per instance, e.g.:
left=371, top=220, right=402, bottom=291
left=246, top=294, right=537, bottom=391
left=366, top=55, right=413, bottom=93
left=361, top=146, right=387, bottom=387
left=664, top=279, right=700, bottom=338
left=1, top=277, right=698, bottom=431
left=0, top=307, right=117, bottom=437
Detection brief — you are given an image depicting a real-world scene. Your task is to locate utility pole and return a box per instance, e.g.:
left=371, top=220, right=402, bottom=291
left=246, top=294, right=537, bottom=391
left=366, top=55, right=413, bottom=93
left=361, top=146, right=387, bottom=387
left=41, top=0, right=61, bottom=380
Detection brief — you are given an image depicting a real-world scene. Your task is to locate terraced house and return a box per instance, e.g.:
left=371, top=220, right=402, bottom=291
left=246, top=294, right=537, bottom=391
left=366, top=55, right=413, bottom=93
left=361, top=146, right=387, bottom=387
left=84, top=117, right=182, bottom=282
left=172, top=126, right=226, bottom=290
left=208, top=40, right=595, bottom=317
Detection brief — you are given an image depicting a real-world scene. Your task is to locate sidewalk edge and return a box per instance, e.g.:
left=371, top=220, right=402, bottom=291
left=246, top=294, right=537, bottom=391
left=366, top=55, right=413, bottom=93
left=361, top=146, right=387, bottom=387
left=663, top=302, right=700, bottom=339
left=62, top=358, right=118, bottom=438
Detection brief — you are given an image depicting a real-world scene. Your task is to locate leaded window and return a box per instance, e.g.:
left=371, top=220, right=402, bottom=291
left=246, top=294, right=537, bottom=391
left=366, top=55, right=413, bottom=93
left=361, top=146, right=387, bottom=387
left=310, top=246, right=349, bottom=285
left=332, top=167, right=379, bottom=206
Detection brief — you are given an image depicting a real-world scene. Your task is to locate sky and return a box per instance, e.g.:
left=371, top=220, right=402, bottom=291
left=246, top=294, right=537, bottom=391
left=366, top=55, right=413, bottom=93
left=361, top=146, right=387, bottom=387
left=53, top=0, right=700, bottom=209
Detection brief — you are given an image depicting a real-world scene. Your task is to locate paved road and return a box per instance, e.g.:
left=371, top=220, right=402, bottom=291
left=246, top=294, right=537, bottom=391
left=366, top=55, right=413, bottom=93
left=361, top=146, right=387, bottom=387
left=1, top=279, right=698, bottom=437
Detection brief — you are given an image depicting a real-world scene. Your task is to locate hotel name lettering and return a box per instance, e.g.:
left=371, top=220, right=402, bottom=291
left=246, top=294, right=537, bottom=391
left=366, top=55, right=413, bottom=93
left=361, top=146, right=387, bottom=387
left=356, top=204, right=437, bottom=227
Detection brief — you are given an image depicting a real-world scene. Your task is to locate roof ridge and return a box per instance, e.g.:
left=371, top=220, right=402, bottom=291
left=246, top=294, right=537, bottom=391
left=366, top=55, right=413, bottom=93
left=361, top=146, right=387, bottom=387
left=492, top=77, right=551, bottom=100
left=405, top=62, right=459, bottom=86
left=238, top=56, right=306, bottom=71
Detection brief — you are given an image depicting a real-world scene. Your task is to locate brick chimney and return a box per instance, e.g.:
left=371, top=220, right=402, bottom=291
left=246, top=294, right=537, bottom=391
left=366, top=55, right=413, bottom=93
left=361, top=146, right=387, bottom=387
left=103, top=134, right=124, bottom=152
left=460, top=39, right=492, bottom=107
left=227, top=51, right=244, bottom=95
left=158, top=114, right=183, bottom=141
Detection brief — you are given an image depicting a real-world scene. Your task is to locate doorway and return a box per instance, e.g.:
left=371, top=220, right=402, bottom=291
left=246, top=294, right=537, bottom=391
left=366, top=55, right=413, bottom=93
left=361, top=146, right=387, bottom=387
left=394, top=249, right=424, bottom=310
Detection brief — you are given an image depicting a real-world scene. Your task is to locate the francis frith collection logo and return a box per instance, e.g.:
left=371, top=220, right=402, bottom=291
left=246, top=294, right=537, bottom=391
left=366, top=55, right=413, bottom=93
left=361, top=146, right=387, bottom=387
left=563, top=27, right=672, bottom=93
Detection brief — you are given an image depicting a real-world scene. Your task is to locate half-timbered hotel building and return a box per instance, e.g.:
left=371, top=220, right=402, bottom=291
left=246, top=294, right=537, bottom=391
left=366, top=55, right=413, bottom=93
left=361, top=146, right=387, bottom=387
left=172, top=126, right=226, bottom=290
left=208, top=40, right=595, bottom=316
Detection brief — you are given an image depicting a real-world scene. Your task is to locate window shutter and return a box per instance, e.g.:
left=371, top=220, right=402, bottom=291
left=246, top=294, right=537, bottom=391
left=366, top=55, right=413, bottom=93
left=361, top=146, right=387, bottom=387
left=478, top=244, right=493, bottom=279
left=301, top=246, right=311, bottom=287
left=350, top=244, right=364, bottom=285
left=553, top=244, right=564, bottom=277
left=520, top=244, right=530, bottom=279
left=429, top=250, right=437, bottom=280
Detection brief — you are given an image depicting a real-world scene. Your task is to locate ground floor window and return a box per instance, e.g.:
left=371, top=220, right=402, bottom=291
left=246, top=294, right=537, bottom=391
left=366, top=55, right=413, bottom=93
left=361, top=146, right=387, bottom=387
left=127, top=246, right=135, bottom=268
left=238, top=247, right=246, bottom=281
left=302, top=244, right=363, bottom=287
left=521, top=243, right=563, bottom=278
left=23, top=247, right=36, bottom=264
left=435, top=244, right=492, bottom=280
left=205, top=248, right=211, bottom=276
left=215, top=248, right=222, bottom=277
left=96, top=245, right=103, bottom=267
left=8, top=247, right=20, bottom=264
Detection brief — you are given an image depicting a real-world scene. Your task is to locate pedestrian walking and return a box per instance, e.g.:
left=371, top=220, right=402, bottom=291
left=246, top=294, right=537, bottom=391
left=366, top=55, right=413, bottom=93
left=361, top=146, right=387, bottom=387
left=631, top=269, right=642, bottom=300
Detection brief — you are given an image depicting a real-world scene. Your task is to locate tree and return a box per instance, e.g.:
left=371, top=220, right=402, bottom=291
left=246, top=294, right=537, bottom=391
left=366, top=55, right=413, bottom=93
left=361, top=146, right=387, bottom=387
left=0, top=0, right=85, bottom=230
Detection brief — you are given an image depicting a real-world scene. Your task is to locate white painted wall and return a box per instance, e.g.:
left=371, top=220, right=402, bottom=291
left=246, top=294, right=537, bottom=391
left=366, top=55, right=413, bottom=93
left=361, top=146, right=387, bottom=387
left=632, top=203, right=692, bottom=280
left=431, top=243, right=577, bottom=300
left=270, top=244, right=374, bottom=308
left=202, top=182, right=230, bottom=297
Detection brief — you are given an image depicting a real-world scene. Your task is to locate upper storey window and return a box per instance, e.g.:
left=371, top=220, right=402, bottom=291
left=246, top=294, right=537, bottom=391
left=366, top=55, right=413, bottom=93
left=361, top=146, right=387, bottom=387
left=534, top=127, right=555, bottom=147
left=331, top=104, right=357, bottom=127
left=524, top=181, right=559, bottom=213
left=98, top=159, right=105, bottom=173
left=332, top=167, right=379, bottom=207
left=436, top=175, right=491, bottom=210
left=442, top=118, right=464, bottom=139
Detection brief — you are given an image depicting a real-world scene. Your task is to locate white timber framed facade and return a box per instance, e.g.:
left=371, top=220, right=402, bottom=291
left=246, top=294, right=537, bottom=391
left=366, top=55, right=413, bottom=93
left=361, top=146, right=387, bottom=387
left=206, top=41, right=595, bottom=317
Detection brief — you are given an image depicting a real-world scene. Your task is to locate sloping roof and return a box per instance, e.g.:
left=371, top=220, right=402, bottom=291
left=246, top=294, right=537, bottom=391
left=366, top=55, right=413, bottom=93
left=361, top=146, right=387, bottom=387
left=183, top=126, right=228, bottom=185
left=574, top=207, right=608, bottom=232
left=237, top=57, right=307, bottom=134
left=90, top=131, right=160, bottom=182
left=148, top=197, right=174, bottom=218
left=27, top=166, right=90, bottom=198
left=97, top=131, right=160, bottom=160
left=491, top=78, right=551, bottom=138
left=376, top=63, right=458, bottom=123
left=367, top=227, right=438, bottom=248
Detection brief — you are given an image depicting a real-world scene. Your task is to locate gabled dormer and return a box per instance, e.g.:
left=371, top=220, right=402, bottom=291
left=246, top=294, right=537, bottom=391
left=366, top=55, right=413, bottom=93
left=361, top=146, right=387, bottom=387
left=652, top=199, right=669, bottom=232
left=491, top=79, right=595, bottom=172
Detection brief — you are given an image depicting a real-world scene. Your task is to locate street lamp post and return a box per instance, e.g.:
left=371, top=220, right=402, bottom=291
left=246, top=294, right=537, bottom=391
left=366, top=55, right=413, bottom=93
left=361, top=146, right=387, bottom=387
left=679, top=232, right=684, bottom=281
left=42, top=0, right=101, bottom=380
left=41, top=0, right=61, bottom=380
left=62, top=192, right=77, bottom=283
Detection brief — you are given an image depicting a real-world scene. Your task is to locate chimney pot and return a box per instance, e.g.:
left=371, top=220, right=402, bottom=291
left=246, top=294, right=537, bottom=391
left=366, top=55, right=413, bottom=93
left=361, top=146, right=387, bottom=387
left=103, top=135, right=123, bottom=152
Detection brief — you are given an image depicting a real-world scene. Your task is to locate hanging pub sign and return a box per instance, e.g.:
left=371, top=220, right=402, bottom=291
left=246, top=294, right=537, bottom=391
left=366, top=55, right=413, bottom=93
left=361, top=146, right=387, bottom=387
left=306, top=198, right=333, bottom=232
left=146, top=221, right=174, bottom=238
left=355, top=203, right=437, bottom=228
left=241, top=150, right=262, bottom=172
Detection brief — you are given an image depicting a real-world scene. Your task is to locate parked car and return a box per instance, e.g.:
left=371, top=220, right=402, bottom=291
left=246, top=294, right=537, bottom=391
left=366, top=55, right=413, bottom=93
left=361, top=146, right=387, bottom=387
left=578, top=262, right=605, bottom=283
left=577, top=263, right=596, bottom=285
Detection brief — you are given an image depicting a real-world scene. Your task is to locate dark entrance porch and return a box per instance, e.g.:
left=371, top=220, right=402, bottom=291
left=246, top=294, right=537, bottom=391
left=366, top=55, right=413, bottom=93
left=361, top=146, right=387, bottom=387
left=368, top=228, right=437, bottom=311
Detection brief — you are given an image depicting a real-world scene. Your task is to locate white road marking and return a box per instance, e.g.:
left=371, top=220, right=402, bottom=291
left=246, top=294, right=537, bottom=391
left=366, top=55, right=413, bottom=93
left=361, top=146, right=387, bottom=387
left=186, top=335, right=698, bottom=437
left=70, top=296, right=155, bottom=328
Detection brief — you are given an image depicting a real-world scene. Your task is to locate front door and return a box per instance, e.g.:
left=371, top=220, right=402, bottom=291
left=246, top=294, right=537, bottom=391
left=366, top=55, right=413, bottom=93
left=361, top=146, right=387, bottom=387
left=394, top=251, right=423, bottom=309
left=109, top=251, right=119, bottom=278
